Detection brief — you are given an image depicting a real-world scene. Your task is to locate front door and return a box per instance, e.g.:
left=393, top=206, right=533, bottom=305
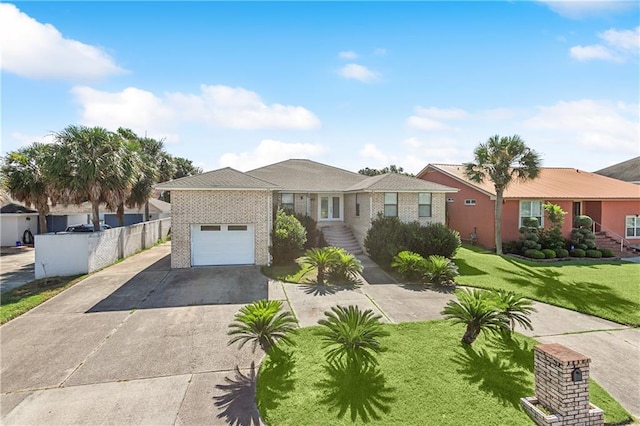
left=319, top=194, right=342, bottom=221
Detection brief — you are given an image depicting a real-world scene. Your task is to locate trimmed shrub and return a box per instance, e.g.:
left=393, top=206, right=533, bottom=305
left=555, top=248, right=569, bottom=258
left=541, top=249, right=556, bottom=259
left=502, top=240, right=522, bottom=255
left=586, top=249, right=603, bottom=258
left=411, top=222, right=461, bottom=259
left=524, top=249, right=545, bottom=259
left=600, top=248, right=615, bottom=258
left=270, top=209, right=307, bottom=265
left=570, top=248, right=586, bottom=258
left=574, top=215, right=593, bottom=228
left=585, top=241, right=597, bottom=250
left=391, top=251, right=429, bottom=281
left=364, top=214, right=407, bottom=266
left=295, top=213, right=323, bottom=249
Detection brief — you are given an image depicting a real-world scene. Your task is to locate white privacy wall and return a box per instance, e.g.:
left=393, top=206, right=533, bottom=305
left=35, top=218, right=170, bottom=279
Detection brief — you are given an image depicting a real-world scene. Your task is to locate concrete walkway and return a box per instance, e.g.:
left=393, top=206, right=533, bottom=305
left=0, top=246, right=35, bottom=293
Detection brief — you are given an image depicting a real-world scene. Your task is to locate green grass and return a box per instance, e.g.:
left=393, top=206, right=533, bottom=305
left=261, top=261, right=315, bottom=284
left=0, top=275, right=86, bottom=324
left=455, top=246, right=640, bottom=326
left=257, top=321, right=633, bottom=425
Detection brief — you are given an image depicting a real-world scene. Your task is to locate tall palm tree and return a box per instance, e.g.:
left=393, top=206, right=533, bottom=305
left=1, top=143, right=53, bottom=234
left=49, top=125, right=137, bottom=231
left=464, top=134, right=541, bottom=254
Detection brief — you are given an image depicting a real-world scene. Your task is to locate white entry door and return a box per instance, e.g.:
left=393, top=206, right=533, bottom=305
left=319, top=194, right=342, bottom=221
left=191, top=224, right=254, bottom=266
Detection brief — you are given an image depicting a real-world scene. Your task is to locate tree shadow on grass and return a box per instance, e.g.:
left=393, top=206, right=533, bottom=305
left=454, top=258, right=488, bottom=276
left=496, top=258, right=638, bottom=324
left=486, top=333, right=535, bottom=371
left=256, top=348, right=296, bottom=419
left=452, top=343, right=533, bottom=410
left=315, top=360, right=396, bottom=423
left=213, top=363, right=261, bottom=426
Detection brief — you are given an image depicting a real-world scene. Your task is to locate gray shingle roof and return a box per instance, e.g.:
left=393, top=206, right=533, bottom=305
left=155, top=167, right=279, bottom=190
left=346, top=173, right=459, bottom=192
left=246, top=159, right=366, bottom=192
left=595, top=156, right=640, bottom=183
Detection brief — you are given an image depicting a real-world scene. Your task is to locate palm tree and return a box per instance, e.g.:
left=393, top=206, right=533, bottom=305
left=464, top=135, right=541, bottom=254
left=425, top=255, right=459, bottom=286
left=441, top=289, right=509, bottom=345
left=1, top=143, right=53, bottom=234
left=329, top=248, right=363, bottom=283
left=301, top=247, right=340, bottom=285
left=494, top=290, right=536, bottom=332
left=228, top=299, right=298, bottom=353
left=49, top=125, right=137, bottom=231
left=317, top=305, right=389, bottom=366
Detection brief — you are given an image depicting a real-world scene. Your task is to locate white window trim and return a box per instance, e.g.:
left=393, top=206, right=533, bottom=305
left=519, top=200, right=544, bottom=227
left=384, top=192, right=398, bottom=217
left=626, top=215, right=640, bottom=239
left=464, top=199, right=476, bottom=206
left=418, top=192, right=432, bottom=218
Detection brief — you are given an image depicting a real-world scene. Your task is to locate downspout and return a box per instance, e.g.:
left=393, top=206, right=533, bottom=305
left=369, top=191, right=374, bottom=222
left=267, top=190, right=272, bottom=266
left=306, top=192, right=310, bottom=216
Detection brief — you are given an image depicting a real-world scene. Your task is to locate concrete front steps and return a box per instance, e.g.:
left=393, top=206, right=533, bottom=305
left=595, top=232, right=639, bottom=258
left=320, top=224, right=363, bottom=255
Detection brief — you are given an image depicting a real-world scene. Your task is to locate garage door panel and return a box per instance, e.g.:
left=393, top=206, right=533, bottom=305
left=191, top=224, right=255, bottom=266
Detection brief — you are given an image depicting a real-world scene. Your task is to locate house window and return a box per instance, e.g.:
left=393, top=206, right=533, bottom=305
left=355, top=194, right=360, bottom=217
left=228, top=225, right=248, bottom=231
left=201, top=225, right=221, bottom=231
left=384, top=193, right=398, bottom=217
left=520, top=200, right=543, bottom=227
left=447, top=198, right=455, bottom=203
left=626, top=216, right=640, bottom=238
left=464, top=199, right=476, bottom=206
left=419, top=193, right=432, bottom=217
left=281, top=193, right=294, bottom=211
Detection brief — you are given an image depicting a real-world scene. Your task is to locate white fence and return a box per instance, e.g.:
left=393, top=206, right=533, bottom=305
left=35, top=218, right=170, bottom=279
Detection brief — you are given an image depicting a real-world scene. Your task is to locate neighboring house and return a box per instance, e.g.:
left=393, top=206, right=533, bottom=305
left=594, top=156, right=640, bottom=185
left=46, top=199, right=171, bottom=232
left=156, top=159, right=458, bottom=268
left=0, top=203, right=39, bottom=246
left=418, top=164, right=640, bottom=251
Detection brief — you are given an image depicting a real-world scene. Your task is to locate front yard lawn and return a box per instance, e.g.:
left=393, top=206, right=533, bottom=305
left=257, top=320, right=633, bottom=425
left=455, top=246, right=640, bottom=326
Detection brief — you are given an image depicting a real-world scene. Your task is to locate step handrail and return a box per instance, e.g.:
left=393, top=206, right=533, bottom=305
left=592, top=221, right=630, bottom=253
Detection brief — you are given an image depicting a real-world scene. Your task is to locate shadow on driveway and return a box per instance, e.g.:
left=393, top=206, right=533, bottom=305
left=86, top=254, right=268, bottom=313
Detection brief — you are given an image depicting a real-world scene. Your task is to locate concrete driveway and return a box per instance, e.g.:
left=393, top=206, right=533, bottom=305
left=1, top=243, right=271, bottom=425
left=0, top=246, right=35, bottom=293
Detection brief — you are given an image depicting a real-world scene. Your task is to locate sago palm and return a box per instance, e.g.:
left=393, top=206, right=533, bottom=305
left=441, top=289, right=509, bottom=345
left=317, top=305, right=389, bottom=366
left=494, top=290, right=536, bottom=332
left=301, top=247, right=340, bottom=285
left=228, top=299, right=297, bottom=353
left=425, top=255, right=459, bottom=285
left=329, top=248, right=363, bottom=283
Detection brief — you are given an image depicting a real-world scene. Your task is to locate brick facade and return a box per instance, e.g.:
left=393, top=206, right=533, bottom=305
left=171, top=190, right=272, bottom=268
left=521, top=343, right=604, bottom=426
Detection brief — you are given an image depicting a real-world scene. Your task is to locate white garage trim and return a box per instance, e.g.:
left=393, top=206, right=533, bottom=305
left=190, top=224, right=255, bottom=266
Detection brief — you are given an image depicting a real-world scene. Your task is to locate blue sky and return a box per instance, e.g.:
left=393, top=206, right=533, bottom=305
left=2, top=1, right=639, bottom=174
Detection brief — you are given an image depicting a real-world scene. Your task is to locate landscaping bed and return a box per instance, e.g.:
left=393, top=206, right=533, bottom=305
left=256, top=320, right=633, bottom=425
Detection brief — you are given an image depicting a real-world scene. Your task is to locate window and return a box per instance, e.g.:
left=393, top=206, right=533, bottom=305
left=626, top=216, right=640, bottom=238
left=281, top=193, right=294, bottom=211
left=464, top=199, right=477, bottom=206
left=446, top=198, right=455, bottom=203
left=228, top=225, right=248, bottom=231
left=355, top=194, right=360, bottom=217
left=520, top=200, right=543, bottom=227
left=384, top=193, right=398, bottom=217
left=419, top=193, right=432, bottom=217
left=201, top=225, right=221, bottom=231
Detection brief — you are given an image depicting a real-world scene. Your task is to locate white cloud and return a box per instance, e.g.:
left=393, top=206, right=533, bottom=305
left=524, top=99, right=639, bottom=152
left=373, top=48, right=387, bottom=56
left=10, top=132, right=56, bottom=146
left=570, top=26, right=639, bottom=62
left=406, top=107, right=470, bottom=131
left=338, top=64, right=379, bottom=83
left=338, top=51, right=358, bottom=59
left=72, top=84, right=321, bottom=139
left=538, top=0, right=637, bottom=19
left=219, top=140, right=329, bottom=171
left=0, top=3, right=125, bottom=80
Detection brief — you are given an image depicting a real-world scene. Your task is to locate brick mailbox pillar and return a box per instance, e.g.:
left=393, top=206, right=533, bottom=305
left=521, top=343, right=604, bottom=426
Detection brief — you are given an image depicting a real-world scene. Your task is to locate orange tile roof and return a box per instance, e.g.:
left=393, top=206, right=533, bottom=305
left=423, top=164, right=640, bottom=200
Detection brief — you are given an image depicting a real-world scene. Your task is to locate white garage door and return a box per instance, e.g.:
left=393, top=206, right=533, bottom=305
left=191, top=224, right=255, bottom=266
